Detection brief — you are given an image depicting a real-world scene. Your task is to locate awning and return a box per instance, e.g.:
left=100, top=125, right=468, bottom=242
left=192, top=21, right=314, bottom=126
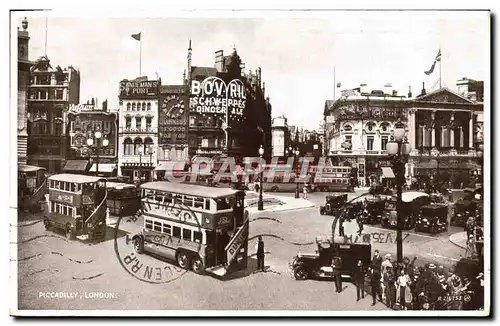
left=381, top=167, right=395, bottom=179
left=89, top=163, right=116, bottom=173
left=155, top=161, right=186, bottom=171
left=63, top=160, right=89, bottom=172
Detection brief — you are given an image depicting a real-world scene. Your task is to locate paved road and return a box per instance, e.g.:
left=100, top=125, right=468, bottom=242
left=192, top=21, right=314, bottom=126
left=14, top=189, right=465, bottom=311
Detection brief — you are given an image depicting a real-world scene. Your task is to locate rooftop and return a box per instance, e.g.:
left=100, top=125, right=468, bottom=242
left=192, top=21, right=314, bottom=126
left=140, top=181, right=245, bottom=198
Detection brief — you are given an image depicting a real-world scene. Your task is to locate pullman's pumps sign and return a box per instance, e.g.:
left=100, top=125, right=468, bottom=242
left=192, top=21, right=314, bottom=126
left=190, top=77, right=246, bottom=117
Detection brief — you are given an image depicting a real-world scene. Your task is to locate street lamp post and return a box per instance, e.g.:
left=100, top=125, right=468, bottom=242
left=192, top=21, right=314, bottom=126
left=147, top=147, right=154, bottom=181
left=137, top=146, right=143, bottom=183
left=431, top=149, right=440, bottom=192
left=294, top=148, right=300, bottom=199
left=258, top=145, right=264, bottom=211
left=86, top=131, right=109, bottom=176
left=477, top=142, right=484, bottom=185
left=387, top=120, right=412, bottom=263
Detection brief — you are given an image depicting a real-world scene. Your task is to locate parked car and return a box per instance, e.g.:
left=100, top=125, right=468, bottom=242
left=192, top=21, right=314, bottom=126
left=289, top=237, right=371, bottom=280
left=451, top=186, right=482, bottom=227
left=381, top=191, right=431, bottom=230
left=319, top=194, right=348, bottom=216
left=414, top=204, right=449, bottom=234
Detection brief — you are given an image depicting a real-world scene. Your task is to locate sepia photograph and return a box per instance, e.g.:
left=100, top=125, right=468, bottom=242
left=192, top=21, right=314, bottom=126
left=8, top=6, right=490, bottom=317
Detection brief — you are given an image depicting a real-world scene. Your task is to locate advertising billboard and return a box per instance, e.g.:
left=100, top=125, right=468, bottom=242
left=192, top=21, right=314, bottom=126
left=272, top=130, right=285, bottom=157
left=67, top=112, right=118, bottom=158
left=190, top=77, right=246, bottom=118
left=119, top=80, right=159, bottom=98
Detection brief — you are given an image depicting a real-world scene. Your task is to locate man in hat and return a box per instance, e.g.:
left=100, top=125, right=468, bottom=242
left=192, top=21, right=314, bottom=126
left=332, top=256, right=343, bottom=293
left=354, top=260, right=366, bottom=301
left=369, top=265, right=383, bottom=306
left=383, top=265, right=396, bottom=309
left=371, top=250, right=383, bottom=274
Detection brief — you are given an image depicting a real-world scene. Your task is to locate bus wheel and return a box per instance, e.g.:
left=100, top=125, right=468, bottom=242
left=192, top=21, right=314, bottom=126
left=65, top=226, right=73, bottom=240
left=177, top=252, right=190, bottom=269
left=271, top=186, right=279, bottom=192
left=293, top=266, right=308, bottom=280
left=191, top=256, right=205, bottom=274
left=133, top=237, right=144, bottom=254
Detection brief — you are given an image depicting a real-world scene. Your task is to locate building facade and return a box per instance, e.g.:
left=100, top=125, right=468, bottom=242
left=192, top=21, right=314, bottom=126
left=324, top=87, right=408, bottom=186
left=271, top=115, right=290, bottom=158
left=324, top=82, right=484, bottom=188
left=187, top=47, right=272, bottom=165
left=17, top=18, right=31, bottom=165
left=26, top=56, right=80, bottom=173
left=66, top=100, right=118, bottom=176
left=117, top=77, right=160, bottom=182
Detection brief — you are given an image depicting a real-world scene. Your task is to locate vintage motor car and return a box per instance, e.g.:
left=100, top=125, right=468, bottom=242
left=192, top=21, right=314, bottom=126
left=451, top=187, right=482, bottom=227
left=319, top=194, right=348, bottom=216
left=361, top=197, right=386, bottom=225
left=381, top=191, right=431, bottom=230
left=289, top=237, right=371, bottom=280
left=414, top=204, right=449, bottom=234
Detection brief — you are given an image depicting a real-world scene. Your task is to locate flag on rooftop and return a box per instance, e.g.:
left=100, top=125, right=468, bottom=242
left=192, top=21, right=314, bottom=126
left=424, top=48, right=441, bottom=75
left=131, top=32, right=141, bottom=41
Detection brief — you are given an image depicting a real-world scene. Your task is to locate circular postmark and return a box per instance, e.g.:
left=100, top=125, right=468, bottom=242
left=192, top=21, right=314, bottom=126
left=113, top=187, right=203, bottom=284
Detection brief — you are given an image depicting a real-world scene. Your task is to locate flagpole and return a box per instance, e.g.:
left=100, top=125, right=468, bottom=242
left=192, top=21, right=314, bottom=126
left=439, top=52, right=442, bottom=89
left=139, top=37, right=142, bottom=77
left=333, top=66, right=336, bottom=100
left=44, top=17, right=48, bottom=56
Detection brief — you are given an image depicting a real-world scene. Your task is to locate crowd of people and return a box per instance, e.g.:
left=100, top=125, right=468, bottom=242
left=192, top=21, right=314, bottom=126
left=355, top=250, right=484, bottom=310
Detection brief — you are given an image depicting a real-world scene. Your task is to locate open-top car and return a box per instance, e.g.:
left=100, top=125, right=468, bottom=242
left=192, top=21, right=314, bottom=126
left=414, top=203, right=449, bottom=234
left=319, top=194, right=348, bottom=216
left=289, top=237, right=371, bottom=280
left=381, top=191, right=430, bottom=230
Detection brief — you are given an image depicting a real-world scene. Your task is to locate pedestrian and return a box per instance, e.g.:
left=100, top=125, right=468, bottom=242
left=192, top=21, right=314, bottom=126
left=369, top=266, right=382, bottom=306
left=339, top=219, right=345, bottom=237
left=465, top=234, right=476, bottom=258
left=332, top=256, right=342, bottom=293
left=382, top=254, right=393, bottom=271
left=371, top=250, right=383, bottom=274
left=256, top=235, right=265, bottom=271
left=383, top=266, right=397, bottom=309
left=354, top=260, right=366, bottom=301
left=397, top=269, right=410, bottom=310
left=303, top=182, right=308, bottom=199
left=356, top=212, right=364, bottom=235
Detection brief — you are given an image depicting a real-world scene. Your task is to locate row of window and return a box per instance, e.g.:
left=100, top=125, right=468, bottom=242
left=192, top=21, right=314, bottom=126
left=30, top=121, right=63, bottom=136
left=122, top=141, right=154, bottom=156
left=49, top=180, right=96, bottom=193
left=124, top=117, right=152, bottom=130
left=50, top=202, right=77, bottom=217
left=144, top=218, right=203, bottom=244
left=142, top=189, right=233, bottom=212
left=29, top=89, right=65, bottom=101
left=343, top=123, right=391, bottom=133
left=342, top=135, right=389, bottom=151
left=125, top=102, right=153, bottom=111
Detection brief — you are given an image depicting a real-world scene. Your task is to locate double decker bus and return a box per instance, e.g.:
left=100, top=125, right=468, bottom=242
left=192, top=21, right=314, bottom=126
left=106, top=182, right=140, bottom=216
left=132, top=182, right=248, bottom=277
left=309, top=165, right=355, bottom=192
left=43, top=174, right=108, bottom=241
left=18, top=165, right=48, bottom=213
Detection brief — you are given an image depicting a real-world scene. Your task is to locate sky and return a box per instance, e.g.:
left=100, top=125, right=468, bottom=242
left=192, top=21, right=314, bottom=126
left=16, top=11, right=489, bottom=130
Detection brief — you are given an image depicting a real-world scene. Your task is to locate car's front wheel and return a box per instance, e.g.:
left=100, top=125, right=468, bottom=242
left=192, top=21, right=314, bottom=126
left=293, top=266, right=309, bottom=280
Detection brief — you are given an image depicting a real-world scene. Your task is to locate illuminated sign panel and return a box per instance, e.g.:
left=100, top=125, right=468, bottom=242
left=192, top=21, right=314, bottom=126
left=67, top=112, right=118, bottom=158
left=189, top=77, right=246, bottom=117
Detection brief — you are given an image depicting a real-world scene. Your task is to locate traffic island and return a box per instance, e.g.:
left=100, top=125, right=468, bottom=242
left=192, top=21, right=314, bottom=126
left=449, top=231, right=467, bottom=249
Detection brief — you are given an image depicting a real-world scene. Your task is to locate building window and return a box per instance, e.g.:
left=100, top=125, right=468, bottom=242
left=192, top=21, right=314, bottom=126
left=144, top=137, right=153, bottom=154
left=55, top=89, right=64, bottom=100
left=126, top=103, right=131, bottom=111
left=55, top=122, right=62, bottom=136
left=201, top=138, right=209, bottom=148
left=125, top=117, right=131, bottom=129
left=134, top=138, right=143, bottom=155
left=197, top=118, right=203, bottom=127
left=189, top=116, right=196, bottom=127
left=136, top=117, right=142, bottom=130
left=142, top=103, right=146, bottom=111
left=123, top=138, right=133, bottom=155
left=366, top=136, right=374, bottom=151
left=132, top=103, right=136, bottom=111
left=146, top=117, right=152, bottom=130
left=343, top=124, right=353, bottom=132
left=381, top=136, right=389, bottom=150
left=197, top=136, right=203, bottom=147
left=147, top=103, right=151, bottom=111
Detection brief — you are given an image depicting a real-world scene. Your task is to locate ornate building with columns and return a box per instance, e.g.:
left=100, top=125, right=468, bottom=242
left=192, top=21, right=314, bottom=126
left=117, top=77, right=159, bottom=182
left=407, top=86, right=483, bottom=188
left=324, top=83, right=484, bottom=188
left=323, top=88, right=408, bottom=186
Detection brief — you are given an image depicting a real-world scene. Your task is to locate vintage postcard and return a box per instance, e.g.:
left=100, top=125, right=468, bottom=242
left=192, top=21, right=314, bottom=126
left=9, top=8, right=490, bottom=317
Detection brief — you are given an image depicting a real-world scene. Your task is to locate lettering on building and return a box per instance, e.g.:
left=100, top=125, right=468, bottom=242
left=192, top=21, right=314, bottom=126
left=190, top=77, right=246, bottom=117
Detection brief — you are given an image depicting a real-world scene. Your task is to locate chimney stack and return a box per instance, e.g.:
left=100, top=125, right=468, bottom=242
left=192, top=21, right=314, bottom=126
left=257, top=67, right=262, bottom=87
left=214, top=50, right=224, bottom=72
left=263, top=82, right=266, bottom=97
left=408, top=86, right=412, bottom=98
left=421, top=82, right=426, bottom=96
left=240, top=62, right=246, bottom=76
